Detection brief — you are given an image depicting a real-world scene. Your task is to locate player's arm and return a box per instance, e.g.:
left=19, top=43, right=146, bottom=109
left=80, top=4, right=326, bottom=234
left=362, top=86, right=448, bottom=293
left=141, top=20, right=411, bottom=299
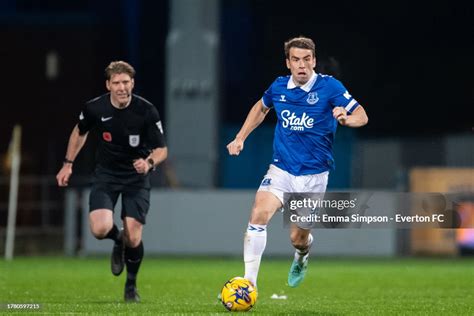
left=227, top=99, right=270, bottom=156
left=56, top=125, right=89, bottom=186
left=333, top=105, right=368, bottom=127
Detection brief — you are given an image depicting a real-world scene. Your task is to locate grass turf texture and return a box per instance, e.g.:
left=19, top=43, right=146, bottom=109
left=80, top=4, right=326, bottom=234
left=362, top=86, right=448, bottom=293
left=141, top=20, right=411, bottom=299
left=1, top=257, right=473, bottom=315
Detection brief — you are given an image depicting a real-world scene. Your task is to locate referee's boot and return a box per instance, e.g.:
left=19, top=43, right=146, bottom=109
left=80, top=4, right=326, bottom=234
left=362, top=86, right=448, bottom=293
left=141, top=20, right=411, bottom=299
left=124, top=284, right=141, bottom=303
left=111, top=228, right=124, bottom=276
left=287, top=255, right=309, bottom=288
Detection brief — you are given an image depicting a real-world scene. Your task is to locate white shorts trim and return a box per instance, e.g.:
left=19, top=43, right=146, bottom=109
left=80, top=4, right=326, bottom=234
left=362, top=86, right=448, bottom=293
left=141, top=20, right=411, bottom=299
left=257, top=164, right=329, bottom=205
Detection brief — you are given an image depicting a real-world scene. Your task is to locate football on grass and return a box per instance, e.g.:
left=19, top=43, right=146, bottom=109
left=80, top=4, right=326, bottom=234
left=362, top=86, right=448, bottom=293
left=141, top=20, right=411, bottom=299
left=220, top=277, right=257, bottom=312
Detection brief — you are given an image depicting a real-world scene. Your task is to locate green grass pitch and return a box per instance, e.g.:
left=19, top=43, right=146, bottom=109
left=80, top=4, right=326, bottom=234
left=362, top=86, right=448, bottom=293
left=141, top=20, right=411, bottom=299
left=1, top=257, right=473, bottom=315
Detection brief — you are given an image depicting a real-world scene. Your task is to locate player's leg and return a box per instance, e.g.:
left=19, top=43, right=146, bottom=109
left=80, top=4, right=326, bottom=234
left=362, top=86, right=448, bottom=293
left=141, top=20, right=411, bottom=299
left=244, top=164, right=288, bottom=287
left=89, top=184, right=124, bottom=276
left=244, top=191, right=282, bottom=287
left=287, top=224, right=313, bottom=287
left=290, top=225, right=313, bottom=263
left=121, top=188, right=149, bottom=302
left=287, top=171, right=328, bottom=287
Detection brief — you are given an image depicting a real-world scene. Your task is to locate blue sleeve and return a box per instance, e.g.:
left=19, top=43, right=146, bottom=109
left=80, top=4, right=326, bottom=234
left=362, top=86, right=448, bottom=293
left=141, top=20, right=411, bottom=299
left=328, top=78, right=359, bottom=114
left=261, top=81, right=275, bottom=108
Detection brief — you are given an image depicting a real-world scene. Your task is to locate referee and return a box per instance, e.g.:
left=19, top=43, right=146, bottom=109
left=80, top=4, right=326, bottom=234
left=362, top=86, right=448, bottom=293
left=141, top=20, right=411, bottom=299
left=56, top=61, right=167, bottom=302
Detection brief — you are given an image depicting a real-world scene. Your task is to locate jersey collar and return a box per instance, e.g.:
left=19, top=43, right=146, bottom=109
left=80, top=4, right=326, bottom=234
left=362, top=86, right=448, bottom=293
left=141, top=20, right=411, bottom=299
left=287, top=71, right=317, bottom=92
left=109, top=92, right=132, bottom=109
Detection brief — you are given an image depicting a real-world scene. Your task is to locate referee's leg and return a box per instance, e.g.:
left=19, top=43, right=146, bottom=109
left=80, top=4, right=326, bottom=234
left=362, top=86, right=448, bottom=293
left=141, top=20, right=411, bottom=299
left=123, top=217, right=144, bottom=302
left=89, top=209, right=124, bottom=277
left=121, top=186, right=148, bottom=302
left=89, top=209, right=115, bottom=239
left=123, top=217, right=143, bottom=248
left=88, top=183, right=122, bottom=244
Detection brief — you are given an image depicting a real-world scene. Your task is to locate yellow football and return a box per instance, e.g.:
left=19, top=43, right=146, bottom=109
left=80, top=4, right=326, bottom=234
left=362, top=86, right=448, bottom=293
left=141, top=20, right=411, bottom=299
left=220, top=277, right=257, bottom=312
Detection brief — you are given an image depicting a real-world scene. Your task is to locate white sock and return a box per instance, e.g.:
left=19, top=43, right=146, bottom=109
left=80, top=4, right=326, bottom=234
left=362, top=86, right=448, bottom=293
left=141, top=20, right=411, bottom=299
left=294, top=233, right=313, bottom=264
left=243, top=223, right=267, bottom=287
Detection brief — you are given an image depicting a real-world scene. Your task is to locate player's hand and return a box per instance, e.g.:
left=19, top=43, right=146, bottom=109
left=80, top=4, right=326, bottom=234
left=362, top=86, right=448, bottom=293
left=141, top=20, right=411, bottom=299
left=133, top=158, right=151, bottom=174
left=333, top=107, right=348, bottom=125
left=227, top=138, right=244, bottom=156
left=56, top=164, right=73, bottom=187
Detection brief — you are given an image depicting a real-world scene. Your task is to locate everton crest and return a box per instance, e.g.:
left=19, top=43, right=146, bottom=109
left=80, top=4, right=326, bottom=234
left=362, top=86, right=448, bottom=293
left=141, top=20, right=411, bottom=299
left=306, top=92, right=319, bottom=105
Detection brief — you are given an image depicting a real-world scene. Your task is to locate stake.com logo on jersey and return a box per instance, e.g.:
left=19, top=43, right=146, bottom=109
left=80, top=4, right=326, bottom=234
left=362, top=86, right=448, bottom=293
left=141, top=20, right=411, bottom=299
left=280, top=110, right=314, bottom=131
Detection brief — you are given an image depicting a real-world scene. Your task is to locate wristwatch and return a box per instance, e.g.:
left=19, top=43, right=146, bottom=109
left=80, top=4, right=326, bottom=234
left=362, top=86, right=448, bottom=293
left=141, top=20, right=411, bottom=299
left=147, top=158, right=155, bottom=171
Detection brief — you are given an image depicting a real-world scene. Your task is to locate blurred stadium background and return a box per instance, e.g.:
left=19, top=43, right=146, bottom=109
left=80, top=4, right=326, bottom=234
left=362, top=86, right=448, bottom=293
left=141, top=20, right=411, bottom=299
left=0, top=0, right=473, bottom=313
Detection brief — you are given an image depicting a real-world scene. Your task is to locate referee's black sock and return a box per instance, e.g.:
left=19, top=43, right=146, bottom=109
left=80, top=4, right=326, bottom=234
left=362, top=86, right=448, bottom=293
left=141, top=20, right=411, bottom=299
left=125, top=241, right=144, bottom=287
left=105, top=224, right=121, bottom=243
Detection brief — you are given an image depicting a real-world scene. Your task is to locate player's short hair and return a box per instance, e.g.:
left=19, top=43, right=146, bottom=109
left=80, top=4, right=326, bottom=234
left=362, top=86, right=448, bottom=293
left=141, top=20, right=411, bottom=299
left=105, top=61, right=136, bottom=80
left=284, top=36, right=316, bottom=59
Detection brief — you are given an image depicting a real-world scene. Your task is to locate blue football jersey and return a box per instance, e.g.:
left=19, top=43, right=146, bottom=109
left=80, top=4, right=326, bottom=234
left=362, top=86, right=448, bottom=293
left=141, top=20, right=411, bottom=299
left=261, top=72, right=359, bottom=176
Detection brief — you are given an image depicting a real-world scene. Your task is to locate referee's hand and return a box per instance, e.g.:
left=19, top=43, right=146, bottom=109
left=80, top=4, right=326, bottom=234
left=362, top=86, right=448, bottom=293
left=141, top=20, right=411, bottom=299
left=57, top=165, right=72, bottom=187
left=133, top=158, right=151, bottom=174
left=227, top=138, right=244, bottom=156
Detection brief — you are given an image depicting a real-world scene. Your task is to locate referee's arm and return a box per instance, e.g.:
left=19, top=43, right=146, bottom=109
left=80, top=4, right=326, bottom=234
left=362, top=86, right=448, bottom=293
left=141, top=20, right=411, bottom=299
left=56, top=125, right=88, bottom=186
left=148, top=146, right=168, bottom=168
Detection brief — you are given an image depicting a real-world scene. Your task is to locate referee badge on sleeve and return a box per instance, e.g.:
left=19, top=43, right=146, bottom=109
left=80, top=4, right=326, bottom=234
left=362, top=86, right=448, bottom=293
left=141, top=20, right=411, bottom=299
left=129, top=135, right=140, bottom=147
left=156, top=121, right=164, bottom=134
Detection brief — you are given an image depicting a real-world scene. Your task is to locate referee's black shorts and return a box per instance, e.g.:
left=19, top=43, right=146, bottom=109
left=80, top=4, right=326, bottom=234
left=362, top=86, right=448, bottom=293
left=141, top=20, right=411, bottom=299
left=89, top=182, right=150, bottom=224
